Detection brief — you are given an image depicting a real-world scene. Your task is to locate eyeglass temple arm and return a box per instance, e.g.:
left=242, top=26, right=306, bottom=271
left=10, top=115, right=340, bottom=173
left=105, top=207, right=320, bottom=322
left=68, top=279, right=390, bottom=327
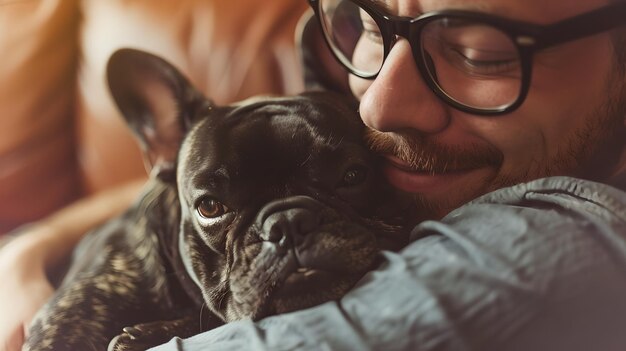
left=535, top=3, right=626, bottom=50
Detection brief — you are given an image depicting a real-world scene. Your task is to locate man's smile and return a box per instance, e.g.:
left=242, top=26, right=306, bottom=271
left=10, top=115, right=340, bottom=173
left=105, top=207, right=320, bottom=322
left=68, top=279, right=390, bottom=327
left=381, top=155, right=495, bottom=195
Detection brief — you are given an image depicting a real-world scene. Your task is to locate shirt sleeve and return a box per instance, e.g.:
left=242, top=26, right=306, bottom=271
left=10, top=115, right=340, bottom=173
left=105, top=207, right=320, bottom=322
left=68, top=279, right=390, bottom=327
left=149, top=177, right=626, bottom=351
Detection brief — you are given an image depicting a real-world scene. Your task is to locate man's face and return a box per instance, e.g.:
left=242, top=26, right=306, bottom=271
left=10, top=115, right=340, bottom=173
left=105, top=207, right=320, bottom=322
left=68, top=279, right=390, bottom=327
left=348, top=0, right=626, bottom=218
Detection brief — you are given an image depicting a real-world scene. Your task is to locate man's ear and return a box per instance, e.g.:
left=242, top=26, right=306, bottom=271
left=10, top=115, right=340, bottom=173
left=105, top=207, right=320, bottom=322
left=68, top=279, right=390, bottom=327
left=106, top=48, right=211, bottom=182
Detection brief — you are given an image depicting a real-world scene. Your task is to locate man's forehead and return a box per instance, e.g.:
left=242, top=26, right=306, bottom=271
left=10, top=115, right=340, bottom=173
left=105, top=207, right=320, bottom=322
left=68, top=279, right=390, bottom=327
left=363, top=0, right=608, bottom=23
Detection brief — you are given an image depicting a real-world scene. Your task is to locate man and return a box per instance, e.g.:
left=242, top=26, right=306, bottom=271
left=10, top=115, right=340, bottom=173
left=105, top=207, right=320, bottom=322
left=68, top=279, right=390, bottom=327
left=149, top=0, right=626, bottom=349
left=4, top=0, right=626, bottom=350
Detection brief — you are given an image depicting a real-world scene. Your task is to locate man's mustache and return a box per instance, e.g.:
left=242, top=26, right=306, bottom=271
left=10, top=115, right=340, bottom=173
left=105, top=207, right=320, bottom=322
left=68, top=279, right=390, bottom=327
left=364, top=128, right=503, bottom=174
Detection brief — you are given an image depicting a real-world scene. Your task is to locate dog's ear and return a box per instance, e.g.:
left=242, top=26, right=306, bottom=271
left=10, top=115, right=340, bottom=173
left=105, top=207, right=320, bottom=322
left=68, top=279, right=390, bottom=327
left=106, top=48, right=210, bottom=182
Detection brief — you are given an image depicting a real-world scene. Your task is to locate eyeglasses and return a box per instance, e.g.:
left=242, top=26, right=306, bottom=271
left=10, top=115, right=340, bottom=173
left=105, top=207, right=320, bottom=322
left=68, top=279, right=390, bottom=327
left=307, top=0, right=626, bottom=115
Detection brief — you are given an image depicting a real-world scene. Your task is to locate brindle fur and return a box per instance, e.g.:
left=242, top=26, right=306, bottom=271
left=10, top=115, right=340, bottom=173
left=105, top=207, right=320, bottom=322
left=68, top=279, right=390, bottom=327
left=25, top=181, right=215, bottom=350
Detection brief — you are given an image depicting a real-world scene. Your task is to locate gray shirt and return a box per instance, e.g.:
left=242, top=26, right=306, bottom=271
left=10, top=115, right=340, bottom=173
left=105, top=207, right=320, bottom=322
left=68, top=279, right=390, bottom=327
left=150, top=177, right=626, bottom=351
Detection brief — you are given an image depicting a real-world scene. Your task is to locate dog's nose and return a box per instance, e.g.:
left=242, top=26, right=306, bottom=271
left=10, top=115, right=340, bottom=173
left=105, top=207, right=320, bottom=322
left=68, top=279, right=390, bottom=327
left=256, top=196, right=325, bottom=244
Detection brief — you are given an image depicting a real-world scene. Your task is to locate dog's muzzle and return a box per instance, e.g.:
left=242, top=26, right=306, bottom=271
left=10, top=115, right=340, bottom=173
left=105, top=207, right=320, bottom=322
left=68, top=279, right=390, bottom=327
left=256, top=195, right=325, bottom=247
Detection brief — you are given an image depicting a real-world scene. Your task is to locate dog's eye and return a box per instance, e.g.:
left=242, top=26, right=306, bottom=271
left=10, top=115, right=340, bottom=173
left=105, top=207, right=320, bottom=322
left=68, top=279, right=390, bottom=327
left=197, top=198, right=228, bottom=218
left=341, top=165, right=368, bottom=187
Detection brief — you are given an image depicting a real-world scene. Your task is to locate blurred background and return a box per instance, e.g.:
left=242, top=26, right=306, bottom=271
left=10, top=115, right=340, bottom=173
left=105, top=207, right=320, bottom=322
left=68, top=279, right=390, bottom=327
left=0, top=0, right=309, bottom=234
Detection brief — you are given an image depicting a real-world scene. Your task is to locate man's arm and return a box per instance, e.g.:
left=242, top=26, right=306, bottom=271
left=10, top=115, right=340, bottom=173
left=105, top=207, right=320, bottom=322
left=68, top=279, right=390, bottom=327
left=150, top=176, right=626, bottom=351
left=0, top=178, right=145, bottom=351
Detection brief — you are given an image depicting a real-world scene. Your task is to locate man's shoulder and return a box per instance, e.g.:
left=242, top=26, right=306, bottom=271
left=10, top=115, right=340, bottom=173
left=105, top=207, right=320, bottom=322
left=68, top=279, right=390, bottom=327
left=467, top=176, right=626, bottom=222
left=410, top=176, right=626, bottom=243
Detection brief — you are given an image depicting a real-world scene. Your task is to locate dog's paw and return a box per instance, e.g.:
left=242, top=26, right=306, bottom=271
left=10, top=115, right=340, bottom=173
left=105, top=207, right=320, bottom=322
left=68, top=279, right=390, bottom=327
left=107, top=316, right=207, bottom=351
left=107, top=324, right=169, bottom=351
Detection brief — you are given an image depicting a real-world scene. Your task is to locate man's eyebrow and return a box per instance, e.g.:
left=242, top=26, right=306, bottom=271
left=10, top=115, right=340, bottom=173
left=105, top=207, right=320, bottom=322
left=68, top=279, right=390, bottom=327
left=359, top=0, right=508, bottom=18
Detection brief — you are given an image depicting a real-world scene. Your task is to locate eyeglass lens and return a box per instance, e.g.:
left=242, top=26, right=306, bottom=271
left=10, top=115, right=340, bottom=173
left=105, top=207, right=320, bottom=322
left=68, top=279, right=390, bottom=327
left=318, top=0, right=524, bottom=110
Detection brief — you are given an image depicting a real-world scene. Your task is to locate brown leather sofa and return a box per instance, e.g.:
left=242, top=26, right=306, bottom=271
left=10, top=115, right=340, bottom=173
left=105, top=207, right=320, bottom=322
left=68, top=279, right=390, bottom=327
left=0, top=0, right=310, bottom=235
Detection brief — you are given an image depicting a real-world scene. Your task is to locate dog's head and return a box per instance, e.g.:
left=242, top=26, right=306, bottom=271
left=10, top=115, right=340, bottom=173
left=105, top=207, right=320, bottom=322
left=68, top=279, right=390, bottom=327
left=107, top=49, right=414, bottom=322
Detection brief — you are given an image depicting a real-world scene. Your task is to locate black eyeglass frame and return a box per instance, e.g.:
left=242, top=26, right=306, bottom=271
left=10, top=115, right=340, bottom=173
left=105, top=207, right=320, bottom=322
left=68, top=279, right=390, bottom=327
left=308, top=0, right=626, bottom=115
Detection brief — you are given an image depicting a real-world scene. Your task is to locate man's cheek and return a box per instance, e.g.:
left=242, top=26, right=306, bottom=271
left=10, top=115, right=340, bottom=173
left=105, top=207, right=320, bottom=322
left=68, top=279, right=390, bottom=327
left=349, top=75, right=369, bottom=100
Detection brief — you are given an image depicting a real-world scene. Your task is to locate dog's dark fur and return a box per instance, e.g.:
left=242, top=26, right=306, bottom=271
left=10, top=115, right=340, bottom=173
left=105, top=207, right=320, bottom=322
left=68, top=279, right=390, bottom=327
left=24, top=49, right=414, bottom=351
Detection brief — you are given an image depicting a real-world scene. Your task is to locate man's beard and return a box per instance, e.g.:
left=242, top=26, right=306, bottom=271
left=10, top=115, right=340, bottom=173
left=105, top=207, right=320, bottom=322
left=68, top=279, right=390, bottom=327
left=365, top=72, right=626, bottom=218
left=365, top=128, right=503, bottom=217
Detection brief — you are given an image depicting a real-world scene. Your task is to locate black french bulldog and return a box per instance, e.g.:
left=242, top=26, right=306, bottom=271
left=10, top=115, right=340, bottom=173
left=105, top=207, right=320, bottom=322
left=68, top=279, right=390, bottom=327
left=24, top=48, right=414, bottom=351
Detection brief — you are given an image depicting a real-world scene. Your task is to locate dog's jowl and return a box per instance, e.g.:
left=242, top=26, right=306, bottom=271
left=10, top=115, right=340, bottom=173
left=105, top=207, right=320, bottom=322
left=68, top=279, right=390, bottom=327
left=24, top=48, right=415, bottom=351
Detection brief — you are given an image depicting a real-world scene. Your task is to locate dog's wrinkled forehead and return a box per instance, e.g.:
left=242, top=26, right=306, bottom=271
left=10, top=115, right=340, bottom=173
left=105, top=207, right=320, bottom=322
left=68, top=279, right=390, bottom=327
left=177, top=93, right=362, bottom=204
left=228, top=93, right=360, bottom=137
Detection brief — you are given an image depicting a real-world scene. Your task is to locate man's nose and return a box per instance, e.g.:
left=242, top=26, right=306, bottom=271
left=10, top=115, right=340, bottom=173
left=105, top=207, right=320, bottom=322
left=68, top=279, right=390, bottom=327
left=358, top=39, right=451, bottom=134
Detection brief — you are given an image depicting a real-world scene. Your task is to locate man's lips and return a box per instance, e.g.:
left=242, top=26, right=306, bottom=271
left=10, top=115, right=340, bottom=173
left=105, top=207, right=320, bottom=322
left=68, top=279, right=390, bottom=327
left=384, top=155, right=475, bottom=174
left=382, top=155, right=490, bottom=194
